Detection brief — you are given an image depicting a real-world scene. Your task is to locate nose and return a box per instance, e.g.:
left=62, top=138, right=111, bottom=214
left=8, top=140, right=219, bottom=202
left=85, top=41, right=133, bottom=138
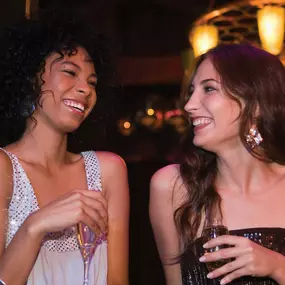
left=184, top=90, right=200, bottom=114
left=75, top=80, right=91, bottom=96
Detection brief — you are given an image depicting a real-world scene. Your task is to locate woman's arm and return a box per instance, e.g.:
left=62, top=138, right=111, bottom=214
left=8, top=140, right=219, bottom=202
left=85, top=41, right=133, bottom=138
left=98, top=152, right=130, bottom=285
left=0, top=150, right=109, bottom=285
left=149, top=164, right=185, bottom=285
left=272, top=253, right=285, bottom=285
left=0, top=151, right=44, bottom=285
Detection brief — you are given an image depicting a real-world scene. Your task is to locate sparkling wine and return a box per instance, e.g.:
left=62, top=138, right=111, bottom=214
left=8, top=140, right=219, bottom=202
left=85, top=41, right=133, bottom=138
left=77, top=223, right=97, bottom=248
left=77, top=223, right=97, bottom=285
left=202, top=225, right=231, bottom=271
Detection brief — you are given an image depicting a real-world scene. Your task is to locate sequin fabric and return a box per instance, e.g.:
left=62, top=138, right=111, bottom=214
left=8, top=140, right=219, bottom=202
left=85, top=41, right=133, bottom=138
left=3, top=149, right=107, bottom=251
left=181, top=227, right=285, bottom=285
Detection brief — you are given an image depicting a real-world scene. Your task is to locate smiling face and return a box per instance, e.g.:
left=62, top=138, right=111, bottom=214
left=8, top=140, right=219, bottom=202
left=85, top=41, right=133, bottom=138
left=34, top=47, right=97, bottom=133
left=184, top=58, right=243, bottom=152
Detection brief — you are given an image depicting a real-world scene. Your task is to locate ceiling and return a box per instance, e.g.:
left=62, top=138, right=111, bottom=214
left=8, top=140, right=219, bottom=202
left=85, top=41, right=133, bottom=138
left=1, top=0, right=232, bottom=85
left=39, top=0, right=230, bottom=57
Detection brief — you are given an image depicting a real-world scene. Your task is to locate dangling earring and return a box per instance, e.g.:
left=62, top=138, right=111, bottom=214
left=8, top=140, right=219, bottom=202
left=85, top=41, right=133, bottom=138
left=245, top=125, right=263, bottom=149
left=20, top=101, right=36, bottom=118
left=30, top=103, right=36, bottom=113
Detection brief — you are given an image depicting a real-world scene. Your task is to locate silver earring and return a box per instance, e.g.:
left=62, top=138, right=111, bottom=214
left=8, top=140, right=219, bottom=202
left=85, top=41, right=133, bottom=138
left=20, top=102, right=35, bottom=118
left=245, top=125, right=263, bottom=149
left=30, top=103, right=35, bottom=112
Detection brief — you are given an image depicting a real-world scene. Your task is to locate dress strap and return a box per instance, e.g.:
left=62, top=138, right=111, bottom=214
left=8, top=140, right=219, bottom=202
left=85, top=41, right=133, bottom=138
left=81, top=151, right=103, bottom=192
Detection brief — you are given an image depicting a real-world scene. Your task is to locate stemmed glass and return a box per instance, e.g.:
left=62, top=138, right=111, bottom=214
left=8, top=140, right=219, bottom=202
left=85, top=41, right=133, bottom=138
left=201, top=219, right=231, bottom=272
left=77, top=223, right=98, bottom=285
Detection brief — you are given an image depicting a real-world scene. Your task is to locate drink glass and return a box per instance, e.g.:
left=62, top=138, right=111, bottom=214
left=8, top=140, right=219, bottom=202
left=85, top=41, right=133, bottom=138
left=77, top=223, right=98, bottom=285
left=201, top=219, right=231, bottom=272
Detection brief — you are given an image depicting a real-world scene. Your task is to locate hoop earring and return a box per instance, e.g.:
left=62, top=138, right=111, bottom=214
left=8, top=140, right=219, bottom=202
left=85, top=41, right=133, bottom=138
left=245, top=125, right=263, bottom=149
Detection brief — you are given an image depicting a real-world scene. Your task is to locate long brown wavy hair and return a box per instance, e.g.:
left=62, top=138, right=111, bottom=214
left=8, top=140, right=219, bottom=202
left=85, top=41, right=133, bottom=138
left=174, top=44, right=285, bottom=251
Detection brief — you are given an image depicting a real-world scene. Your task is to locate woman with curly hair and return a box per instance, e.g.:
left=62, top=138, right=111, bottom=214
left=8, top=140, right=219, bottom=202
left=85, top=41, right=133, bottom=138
left=150, top=44, right=285, bottom=285
left=0, top=15, right=129, bottom=285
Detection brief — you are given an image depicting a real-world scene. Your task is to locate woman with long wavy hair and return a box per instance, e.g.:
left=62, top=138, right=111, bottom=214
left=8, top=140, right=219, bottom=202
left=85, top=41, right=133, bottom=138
left=150, top=44, right=285, bottom=285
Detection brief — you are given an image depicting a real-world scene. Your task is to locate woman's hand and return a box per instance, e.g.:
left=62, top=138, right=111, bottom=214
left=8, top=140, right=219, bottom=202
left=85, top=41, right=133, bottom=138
left=199, top=235, right=285, bottom=284
left=26, top=189, right=108, bottom=238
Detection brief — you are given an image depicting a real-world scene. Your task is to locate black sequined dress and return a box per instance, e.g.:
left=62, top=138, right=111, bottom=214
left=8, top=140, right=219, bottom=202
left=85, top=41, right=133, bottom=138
left=181, top=228, right=285, bottom=285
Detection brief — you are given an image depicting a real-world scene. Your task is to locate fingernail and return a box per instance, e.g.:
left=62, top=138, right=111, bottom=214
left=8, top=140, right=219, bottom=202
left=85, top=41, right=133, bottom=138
left=220, top=278, right=227, bottom=285
left=203, top=242, right=208, bottom=248
left=207, top=272, right=214, bottom=279
left=199, top=256, right=206, bottom=262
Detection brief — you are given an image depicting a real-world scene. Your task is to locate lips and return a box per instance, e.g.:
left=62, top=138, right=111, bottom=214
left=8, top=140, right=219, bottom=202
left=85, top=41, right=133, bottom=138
left=63, top=99, right=86, bottom=113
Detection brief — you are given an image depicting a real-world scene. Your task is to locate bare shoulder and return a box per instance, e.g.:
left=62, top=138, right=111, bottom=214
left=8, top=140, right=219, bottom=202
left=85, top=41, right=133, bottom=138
left=95, top=151, right=126, bottom=174
left=0, top=149, right=14, bottom=200
left=0, top=149, right=13, bottom=174
left=150, top=164, right=185, bottom=208
left=95, top=151, right=128, bottom=196
left=151, top=164, right=180, bottom=191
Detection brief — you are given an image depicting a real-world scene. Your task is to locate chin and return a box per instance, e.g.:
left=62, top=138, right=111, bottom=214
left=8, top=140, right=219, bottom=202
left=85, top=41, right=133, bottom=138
left=193, top=136, right=217, bottom=152
left=60, top=123, right=82, bottom=134
left=193, top=135, right=207, bottom=147
left=59, top=117, right=85, bottom=132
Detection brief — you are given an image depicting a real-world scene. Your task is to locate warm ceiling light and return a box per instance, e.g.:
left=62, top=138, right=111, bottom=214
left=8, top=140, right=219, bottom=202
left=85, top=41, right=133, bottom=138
left=147, top=108, right=155, bottom=116
left=123, top=121, right=131, bottom=129
left=190, top=24, right=219, bottom=57
left=258, top=5, right=285, bottom=55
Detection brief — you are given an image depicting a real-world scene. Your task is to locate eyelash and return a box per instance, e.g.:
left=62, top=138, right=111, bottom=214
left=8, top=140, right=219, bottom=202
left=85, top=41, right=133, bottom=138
left=63, top=70, right=97, bottom=89
left=204, top=85, right=216, bottom=93
left=89, top=82, right=97, bottom=88
left=63, top=70, right=76, bottom=76
left=184, top=85, right=216, bottom=101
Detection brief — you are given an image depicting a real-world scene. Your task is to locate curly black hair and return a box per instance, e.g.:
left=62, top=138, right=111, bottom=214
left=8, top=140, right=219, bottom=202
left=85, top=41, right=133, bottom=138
left=0, top=12, right=115, bottom=149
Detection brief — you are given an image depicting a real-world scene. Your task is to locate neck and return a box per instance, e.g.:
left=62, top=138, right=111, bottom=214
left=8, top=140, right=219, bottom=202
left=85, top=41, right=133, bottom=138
left=15, top=119, right=69, bottom=168
left=215, top=144, right=277, bottom=195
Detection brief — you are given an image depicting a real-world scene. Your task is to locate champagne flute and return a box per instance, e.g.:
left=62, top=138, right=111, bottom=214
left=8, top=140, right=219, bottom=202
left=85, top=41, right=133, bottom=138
left=201, top=219, right=231, bottom=272
left=77, top=223, right=98, bottom=285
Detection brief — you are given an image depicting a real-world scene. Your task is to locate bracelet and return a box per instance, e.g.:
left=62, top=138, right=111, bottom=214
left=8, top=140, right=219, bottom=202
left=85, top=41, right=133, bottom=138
left=0, top=279, right=6, bottom=285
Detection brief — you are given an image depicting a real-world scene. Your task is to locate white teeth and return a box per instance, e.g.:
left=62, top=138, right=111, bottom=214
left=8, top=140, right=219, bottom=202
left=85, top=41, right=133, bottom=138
left=63, top=100, right=85, bottom=112
left=192, top=118, right=212, bottom=126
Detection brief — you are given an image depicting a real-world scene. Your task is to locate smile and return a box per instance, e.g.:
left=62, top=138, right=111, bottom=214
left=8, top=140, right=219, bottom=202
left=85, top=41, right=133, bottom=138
left=192, top=117, right=212, bottom=127
left=63, top=100, right=85, bottom=113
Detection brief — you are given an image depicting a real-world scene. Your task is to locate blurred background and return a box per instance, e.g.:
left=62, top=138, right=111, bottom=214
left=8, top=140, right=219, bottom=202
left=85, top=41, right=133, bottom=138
left=2, top=0, right=285, bottom=284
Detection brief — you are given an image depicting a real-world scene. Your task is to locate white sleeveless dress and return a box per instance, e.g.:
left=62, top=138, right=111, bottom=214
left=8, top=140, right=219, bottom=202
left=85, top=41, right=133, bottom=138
left=2, top=150, right=107, bottom=285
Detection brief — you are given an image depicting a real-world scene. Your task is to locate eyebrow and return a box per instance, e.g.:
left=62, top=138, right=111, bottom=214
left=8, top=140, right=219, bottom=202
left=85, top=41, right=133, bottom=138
left=61, top=60, right=98, bottom=79
left=200, top=78, right=220, bottom=84
left=190, top=78, right=221, bottom=88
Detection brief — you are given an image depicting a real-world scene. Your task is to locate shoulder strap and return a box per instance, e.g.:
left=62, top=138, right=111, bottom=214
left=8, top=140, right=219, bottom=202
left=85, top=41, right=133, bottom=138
left=82, top=151, right=103, bottom=191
